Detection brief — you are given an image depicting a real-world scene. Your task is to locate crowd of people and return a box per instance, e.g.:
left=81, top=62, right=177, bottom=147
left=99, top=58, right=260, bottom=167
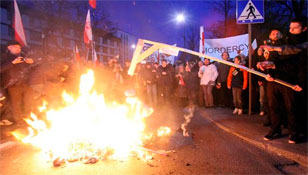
left=0, top=17, right=306, bottom=144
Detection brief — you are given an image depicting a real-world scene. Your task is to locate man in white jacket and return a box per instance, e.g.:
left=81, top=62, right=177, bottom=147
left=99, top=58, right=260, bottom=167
left=198, top=58, right=218, bottom=107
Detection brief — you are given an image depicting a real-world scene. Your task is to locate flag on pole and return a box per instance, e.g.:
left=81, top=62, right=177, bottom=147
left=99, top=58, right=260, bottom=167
left=13, top=0, right=27, bottom=46
left=93, top=48, right=99, bottom=66
left=74, top=45, right=82, bottom=64
left=84, top=10, right=93, bottom=45
left=199, top=26, right=205, bottom=54
left=89, top=0, right=96, bottom=9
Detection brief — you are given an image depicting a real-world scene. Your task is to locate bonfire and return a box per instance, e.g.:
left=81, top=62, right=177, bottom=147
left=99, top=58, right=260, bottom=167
left=11, top=69, right=171, bottom=166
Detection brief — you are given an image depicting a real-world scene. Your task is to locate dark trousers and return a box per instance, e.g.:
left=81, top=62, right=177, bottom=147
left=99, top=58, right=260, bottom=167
left=158, top=85, right=171, bottom=105
left=7, top=83, right=32, bottom=123
left=267, top=82, right=296, bottom=134
left=216, top=81, right=232, bottom=107
left=187, top=89, right=198, bottom=106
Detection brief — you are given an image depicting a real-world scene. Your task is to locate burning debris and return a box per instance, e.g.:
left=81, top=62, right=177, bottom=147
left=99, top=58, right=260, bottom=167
left=11, top=69, right=173, bottom=167
left=181, top=106, right=196, bottom=137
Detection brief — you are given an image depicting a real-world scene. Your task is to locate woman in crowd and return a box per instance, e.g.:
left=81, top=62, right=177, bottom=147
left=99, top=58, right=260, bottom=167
left=198, top=58, right=218, bottom=108
left=227, top=56, right=248, bottom=115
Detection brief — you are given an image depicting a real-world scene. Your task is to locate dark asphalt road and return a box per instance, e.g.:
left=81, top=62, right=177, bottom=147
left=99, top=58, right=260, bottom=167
left=0, top=108, right=307, bottom=175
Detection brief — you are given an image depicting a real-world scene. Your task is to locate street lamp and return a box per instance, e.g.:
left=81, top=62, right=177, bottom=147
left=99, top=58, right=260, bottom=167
left=176, top=13, right=185, bottom=23
left=131, top=44, right=136, bottom=49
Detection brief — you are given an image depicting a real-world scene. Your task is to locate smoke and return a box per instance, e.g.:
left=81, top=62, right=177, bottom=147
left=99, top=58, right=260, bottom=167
left=181, top=106, right=196, bottom=137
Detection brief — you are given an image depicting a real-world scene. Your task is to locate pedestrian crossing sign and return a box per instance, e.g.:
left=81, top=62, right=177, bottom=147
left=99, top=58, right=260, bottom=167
left=237, top=0, right=264, bottom=24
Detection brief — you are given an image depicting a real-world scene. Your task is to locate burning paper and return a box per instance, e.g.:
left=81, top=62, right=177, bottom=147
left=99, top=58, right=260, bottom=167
left=181, top=107, right=195, bottom=137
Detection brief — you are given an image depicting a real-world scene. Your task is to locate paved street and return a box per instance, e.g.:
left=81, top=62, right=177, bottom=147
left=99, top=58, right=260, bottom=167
left=1, top=108, right=307, bottom=175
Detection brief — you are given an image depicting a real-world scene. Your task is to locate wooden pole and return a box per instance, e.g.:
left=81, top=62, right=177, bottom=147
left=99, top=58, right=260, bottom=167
left=141, top=39, right=296, bottom=89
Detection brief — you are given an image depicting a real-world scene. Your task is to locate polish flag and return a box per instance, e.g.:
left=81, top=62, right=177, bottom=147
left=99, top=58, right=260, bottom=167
left=74, top=45, right=81, bottom=64
left=84, top=10, right=93, bottom=44
left=89, top=0, right=96, bottom=9
left=93, top=48, right=99, bottom=66
left=13, top=0, right=27, bottom=46
left=199, top=26, right=205, bottom=54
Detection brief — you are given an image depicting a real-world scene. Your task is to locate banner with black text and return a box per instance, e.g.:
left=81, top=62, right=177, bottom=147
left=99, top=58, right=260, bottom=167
left=203, top=34, right=257, bottom=59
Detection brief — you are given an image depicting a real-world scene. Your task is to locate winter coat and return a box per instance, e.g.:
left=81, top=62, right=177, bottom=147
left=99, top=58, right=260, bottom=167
left=198, top=64, right=218, bottom=85
left=227, top=66, right=248, bottom=89
left=0, top=52, right=31, bottom=88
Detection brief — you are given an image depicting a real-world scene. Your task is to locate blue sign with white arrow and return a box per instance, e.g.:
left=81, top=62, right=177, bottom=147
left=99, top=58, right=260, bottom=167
left=237, top=0, right=264, bottom=24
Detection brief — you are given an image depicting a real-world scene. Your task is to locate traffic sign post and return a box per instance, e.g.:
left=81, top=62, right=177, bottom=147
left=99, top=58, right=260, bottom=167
left=236, top=0, right=264, bottom=115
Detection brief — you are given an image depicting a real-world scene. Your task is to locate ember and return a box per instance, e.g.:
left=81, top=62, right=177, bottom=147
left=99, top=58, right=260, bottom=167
left=11, top=69, right=171, bottom=166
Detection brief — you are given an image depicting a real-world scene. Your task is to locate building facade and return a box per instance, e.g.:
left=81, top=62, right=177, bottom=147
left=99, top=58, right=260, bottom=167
left=0, top=2, right=135, bottom=65
left=114, top=30, right=137, bottom=65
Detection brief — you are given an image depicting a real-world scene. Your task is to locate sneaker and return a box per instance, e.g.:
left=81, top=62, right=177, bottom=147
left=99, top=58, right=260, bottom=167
left=288, top=134, right=300, bottom=144
left=259, top=111, right=265, bottom=116
left=238, top=109, right=243, bottom=115
left=264, top=130, right=281, bottom=141
left=233, top=108, right=238, bottom=114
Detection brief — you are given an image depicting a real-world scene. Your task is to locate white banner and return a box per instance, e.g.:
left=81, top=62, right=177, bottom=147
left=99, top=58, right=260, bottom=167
left=203, top=34, right=257, bottom=59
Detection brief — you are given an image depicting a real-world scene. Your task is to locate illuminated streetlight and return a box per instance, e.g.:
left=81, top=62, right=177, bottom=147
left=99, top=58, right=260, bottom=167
left=131, top=44, right=136, bottom=49
left=176, top=13, right=185, bottom=23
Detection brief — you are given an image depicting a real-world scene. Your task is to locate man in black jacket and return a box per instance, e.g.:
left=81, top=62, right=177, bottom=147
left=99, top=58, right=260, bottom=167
left=263, top=17, right=306, bottom=144
left=215, top=52, right=232, bottom=108
left=0, top=41, right=34, bottom=125
left=156, top=59, right=174, bottom=105
left=143, top=63, right=158, bottom=107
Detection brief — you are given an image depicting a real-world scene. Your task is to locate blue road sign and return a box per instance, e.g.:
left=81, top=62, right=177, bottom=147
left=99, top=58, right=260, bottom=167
left=237, top=0, right=264, bottom=24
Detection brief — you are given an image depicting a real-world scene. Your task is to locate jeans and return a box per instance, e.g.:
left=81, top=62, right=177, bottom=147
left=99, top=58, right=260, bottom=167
left=201, top=85, right=214, bottom=107
left=232, top=87, right=242, bottom=109
left=259, top=85, right=266, bottom=112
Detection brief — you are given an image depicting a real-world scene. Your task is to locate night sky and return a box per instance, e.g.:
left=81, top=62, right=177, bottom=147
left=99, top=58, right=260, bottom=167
left=102, top=1, right=224, bottom=46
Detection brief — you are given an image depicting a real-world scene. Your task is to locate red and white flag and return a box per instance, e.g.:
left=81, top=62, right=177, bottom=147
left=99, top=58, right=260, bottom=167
left=74, top=45, right=81, bottom=64
left=13, top=0, right=27, bottom=46
left=199, top=26, right=205, bottom=54
left=89, top=0, right=96, bottom=9
left=93, top=48, right=99, bottom=66
left=84, top=10, right=93, bottom=44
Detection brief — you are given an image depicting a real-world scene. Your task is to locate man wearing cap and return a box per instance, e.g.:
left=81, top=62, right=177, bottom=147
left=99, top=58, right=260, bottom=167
left=0, top=41, right=34, bottom=125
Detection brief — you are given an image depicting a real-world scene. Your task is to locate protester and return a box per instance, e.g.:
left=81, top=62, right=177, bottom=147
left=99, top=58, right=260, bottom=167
left=198, top=58, right=218, bottom=108
left=197, top=60, right=204, bottom=107
left=142, top=62, right=158, bottom=108
left=227, top=56, right=248, bottom=115
left=174, top=64, right=187, bottom=107
left=215, top=52, right=232, bottom=108
left=0, top=41, right=34, bottom=125
left=236, top=50, right=247, bottom=66
left=183, top=63, right=199, bottom=106
left=262, top=17, right=306, bottom=143
left=156, top=59, right=174, bottom=105
left=285, top=18, right=307, bottom=137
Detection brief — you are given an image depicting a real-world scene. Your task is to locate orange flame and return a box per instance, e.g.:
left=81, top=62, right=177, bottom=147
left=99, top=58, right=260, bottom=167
left=11, top=69, right=170, bottom=162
